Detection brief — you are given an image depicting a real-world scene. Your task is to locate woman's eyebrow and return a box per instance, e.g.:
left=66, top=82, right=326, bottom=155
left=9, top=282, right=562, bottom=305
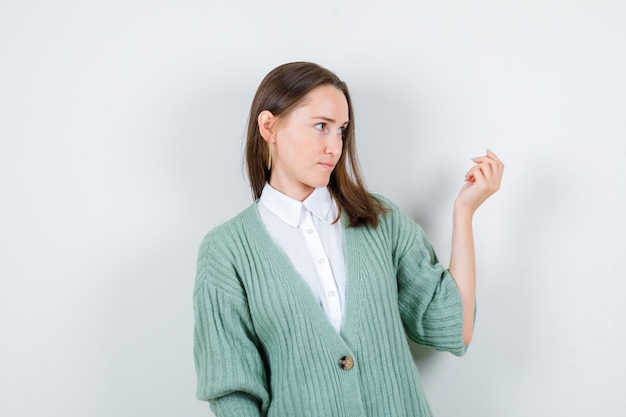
left=312, top=115, right=350, bottom=125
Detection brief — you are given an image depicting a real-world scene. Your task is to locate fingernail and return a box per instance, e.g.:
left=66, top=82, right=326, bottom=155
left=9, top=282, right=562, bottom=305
left=486, top=148, right=494, bottom=153
left=471, top=157, right=480, bottom=161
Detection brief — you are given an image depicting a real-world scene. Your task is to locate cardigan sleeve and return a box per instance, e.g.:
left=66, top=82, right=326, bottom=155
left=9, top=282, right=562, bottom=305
left=193, top=230, right=270, bottom=417
left=379, top=196, right=470, bottom=357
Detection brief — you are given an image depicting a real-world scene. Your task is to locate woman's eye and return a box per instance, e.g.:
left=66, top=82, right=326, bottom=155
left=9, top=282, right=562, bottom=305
left=314, top=123, right=326, bottom=131
left=337, top=126, right=345, bottom=135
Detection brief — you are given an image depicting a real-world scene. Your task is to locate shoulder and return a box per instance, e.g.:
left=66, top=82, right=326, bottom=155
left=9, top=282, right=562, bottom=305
left=348, top=193, right=410, bottom=239
left=370, top=193, right=400, bottom=212
left=199, top=203, right=259, bottom=250
left=195, top=203, right=260, bottom=294
left=367, top=193, right=430, bottom=250
left=369, top=193, right=410, bottom=227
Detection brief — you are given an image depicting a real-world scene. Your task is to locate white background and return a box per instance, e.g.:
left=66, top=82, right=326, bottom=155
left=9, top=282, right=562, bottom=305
left=1, top=1, right=624, bottom=416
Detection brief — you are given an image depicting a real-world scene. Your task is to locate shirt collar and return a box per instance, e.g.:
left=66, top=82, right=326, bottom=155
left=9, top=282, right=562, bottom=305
left=303, top=186, right=335, bottom=223
left=259, top=183, right=336, bottom=228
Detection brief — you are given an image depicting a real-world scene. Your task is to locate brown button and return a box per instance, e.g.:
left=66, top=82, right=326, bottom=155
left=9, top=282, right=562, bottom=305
left=338, top=355, right=354, bottom=370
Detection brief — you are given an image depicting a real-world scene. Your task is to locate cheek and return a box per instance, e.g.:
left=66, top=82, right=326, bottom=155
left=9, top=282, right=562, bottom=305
left=286, top=139, right=309, bottom=158
left=276, top=127, right=323, bottom=160
left=290, top=134, right=319, bottom=155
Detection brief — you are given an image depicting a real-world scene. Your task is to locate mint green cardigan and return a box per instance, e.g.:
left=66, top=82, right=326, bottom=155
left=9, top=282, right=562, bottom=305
left=194, top=196, right=468, bottom=417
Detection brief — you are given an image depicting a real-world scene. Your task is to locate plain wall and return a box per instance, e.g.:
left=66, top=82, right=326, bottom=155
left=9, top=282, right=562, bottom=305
left=1, top=1, right=624, bottom=416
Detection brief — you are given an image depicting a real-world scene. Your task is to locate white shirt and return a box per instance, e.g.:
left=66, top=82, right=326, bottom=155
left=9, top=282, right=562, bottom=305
left=257, top=183, right=346, bottom=333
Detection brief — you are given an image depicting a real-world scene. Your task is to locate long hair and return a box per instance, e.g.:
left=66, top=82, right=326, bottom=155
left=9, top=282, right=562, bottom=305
left=244, top=62, right=387, bottom=227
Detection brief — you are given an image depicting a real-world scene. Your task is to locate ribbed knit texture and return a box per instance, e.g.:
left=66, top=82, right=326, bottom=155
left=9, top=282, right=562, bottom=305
left=194, top=195, right=468, bottom=417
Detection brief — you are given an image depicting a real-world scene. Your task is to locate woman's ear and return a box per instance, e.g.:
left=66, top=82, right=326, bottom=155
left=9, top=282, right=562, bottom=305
left=258, top=110, right=276, bottom=143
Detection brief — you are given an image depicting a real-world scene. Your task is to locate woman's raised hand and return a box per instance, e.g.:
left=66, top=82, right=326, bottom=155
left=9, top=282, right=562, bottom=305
left=455, top=150, right=504, bottom=216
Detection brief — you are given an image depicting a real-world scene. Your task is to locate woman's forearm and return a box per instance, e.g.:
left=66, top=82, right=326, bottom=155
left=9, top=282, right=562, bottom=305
left=448, top=206, right=476, bottom=345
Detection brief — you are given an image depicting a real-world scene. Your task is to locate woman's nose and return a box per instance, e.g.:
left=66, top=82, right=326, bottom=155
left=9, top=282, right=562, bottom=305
left=325, top=134, right=342, bottom=155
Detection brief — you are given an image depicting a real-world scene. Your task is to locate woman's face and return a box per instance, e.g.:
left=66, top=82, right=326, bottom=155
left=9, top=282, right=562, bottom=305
left=265, top=85, right=349, bottom=201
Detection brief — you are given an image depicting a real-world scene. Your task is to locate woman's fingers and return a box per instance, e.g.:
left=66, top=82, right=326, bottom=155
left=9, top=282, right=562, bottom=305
left=485, top=150, right=504, bottom=179
left=457, top=150, right=504, bottom=213
left=470, top=150, right=504, bottom=191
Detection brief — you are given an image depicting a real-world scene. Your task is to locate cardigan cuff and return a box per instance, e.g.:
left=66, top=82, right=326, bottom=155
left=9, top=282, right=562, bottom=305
left=210, top=392, right=263, bottom=417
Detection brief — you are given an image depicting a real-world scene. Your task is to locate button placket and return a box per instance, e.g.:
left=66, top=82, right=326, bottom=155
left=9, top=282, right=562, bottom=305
left=299, top=210, right=343, bottom=331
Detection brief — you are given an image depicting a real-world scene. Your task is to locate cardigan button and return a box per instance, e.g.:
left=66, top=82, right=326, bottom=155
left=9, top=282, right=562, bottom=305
left=338, top=356, right=354, bottom=370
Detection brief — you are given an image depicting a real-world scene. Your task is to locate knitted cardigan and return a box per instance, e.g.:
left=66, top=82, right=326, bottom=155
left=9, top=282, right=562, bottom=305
left=193, top=195, right=469, bottom=417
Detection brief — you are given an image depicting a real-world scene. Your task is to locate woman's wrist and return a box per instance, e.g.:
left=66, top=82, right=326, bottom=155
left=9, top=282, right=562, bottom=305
left=452, top=201, right=475, bottom=224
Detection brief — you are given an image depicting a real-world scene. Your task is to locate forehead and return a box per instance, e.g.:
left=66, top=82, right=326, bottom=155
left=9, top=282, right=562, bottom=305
left=293, top=85, right=349, bottom=121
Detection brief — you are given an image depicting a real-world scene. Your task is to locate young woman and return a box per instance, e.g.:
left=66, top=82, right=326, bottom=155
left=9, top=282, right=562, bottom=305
left=193, top=62, right=504, bottom=417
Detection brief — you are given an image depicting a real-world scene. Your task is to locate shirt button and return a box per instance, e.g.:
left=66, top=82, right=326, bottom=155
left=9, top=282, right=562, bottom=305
left=328, top=291, right=336, bottom=297
left=307, top=229, right=314, bottom=234
left=338, top=356, right=354, bottom=370
left=318, top=258, right=325, bottom=264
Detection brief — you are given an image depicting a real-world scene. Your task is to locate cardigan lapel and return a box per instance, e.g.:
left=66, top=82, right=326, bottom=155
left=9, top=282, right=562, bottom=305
left=242, top=202, right=358, bottom=346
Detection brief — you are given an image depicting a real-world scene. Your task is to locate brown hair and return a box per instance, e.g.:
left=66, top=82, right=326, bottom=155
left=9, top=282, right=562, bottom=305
left=245, top=62, right=387, bottom=227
